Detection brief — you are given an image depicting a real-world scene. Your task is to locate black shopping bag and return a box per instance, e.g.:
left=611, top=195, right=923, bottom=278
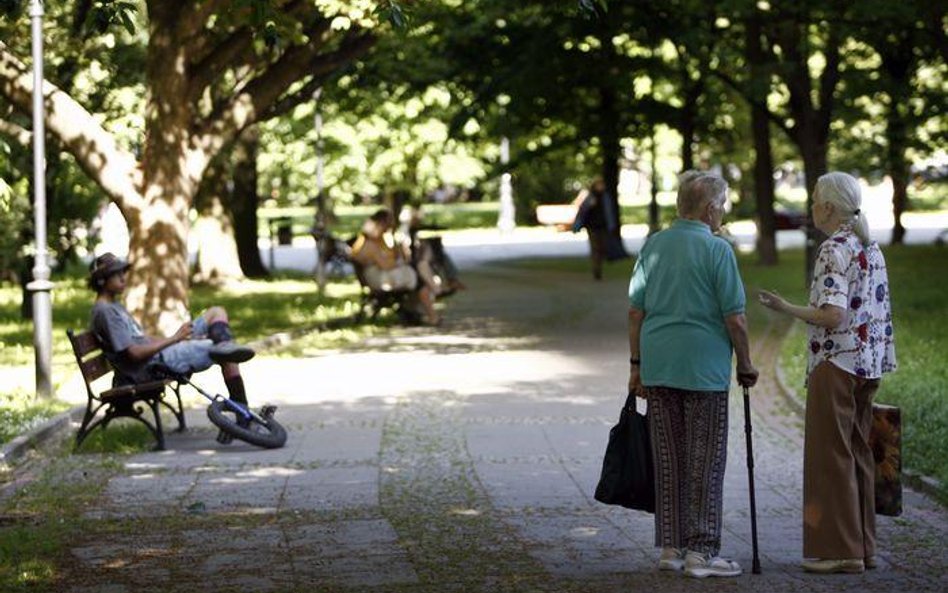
left=594, top=392, right=655, bottom=513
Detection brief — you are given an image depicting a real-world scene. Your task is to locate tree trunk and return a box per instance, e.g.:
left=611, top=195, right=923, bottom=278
left=888, top=114, right=909, bottom=245
left=229, top=126, right=269, bottom=278
left=800, top=129, right=828, bottom=284
left=679, top=82, right=701, bottom=172
left=194, top=198, right=245, bottom=286
left=746, top=15, right=778, bottom=265
left=599, top=85, right=628, bottom=257
left=123, top=6, right=204, bottom=334
left=751, top=110, right=778, bottom=266
left=882, top=42, right=913, bottom=246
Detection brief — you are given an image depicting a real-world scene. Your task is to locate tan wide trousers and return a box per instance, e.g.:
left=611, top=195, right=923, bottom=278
left=804, top=361, right=880, bottom=559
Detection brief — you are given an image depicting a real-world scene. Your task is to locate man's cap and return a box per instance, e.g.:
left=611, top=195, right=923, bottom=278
left=89, top=252, right=130, bottom=282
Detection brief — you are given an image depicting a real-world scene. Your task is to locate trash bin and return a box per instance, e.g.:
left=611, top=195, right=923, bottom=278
left=276, top=218, right=293, bottom=245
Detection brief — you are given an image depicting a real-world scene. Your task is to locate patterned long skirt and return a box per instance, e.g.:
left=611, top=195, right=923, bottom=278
left=645, top=386, right=729, bottom=555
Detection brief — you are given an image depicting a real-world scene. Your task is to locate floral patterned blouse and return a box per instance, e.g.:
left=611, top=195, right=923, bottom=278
left=807, top=224, right=897, bottom=379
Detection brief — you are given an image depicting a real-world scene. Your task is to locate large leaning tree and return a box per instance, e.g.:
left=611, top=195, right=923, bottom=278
left=0, top=0, right=384, bottom=333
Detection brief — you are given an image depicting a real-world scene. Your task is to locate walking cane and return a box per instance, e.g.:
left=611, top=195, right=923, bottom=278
left=743, top=385, right=762, bottom=574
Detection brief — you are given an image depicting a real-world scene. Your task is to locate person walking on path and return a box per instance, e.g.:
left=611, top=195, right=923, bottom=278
left=88, top=252, right=257, bottom=444
left=572, top=178, right=621, bottom=280
left=758, top=172, right=897, bottom=574
left=627, top=170, right=758, bottom=579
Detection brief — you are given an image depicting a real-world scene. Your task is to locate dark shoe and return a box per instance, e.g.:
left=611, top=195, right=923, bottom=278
left=260, top=405, right=278, bottom=419
left=209, top=341, right=255, bottom=364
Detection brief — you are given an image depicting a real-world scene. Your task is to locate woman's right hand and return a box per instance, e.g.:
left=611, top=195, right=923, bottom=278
left=172, top=321, right=192, bottom=343
left=758, top=289, right=788, bottom=313
left=629, top=367, right=644, bottom=399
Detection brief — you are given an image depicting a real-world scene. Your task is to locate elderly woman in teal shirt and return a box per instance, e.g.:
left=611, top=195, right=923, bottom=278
left=628, top=170, right=758, bottom=579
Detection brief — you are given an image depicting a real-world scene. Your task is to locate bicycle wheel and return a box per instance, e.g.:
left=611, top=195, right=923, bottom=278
left=206, top=401, right=287, bottom=449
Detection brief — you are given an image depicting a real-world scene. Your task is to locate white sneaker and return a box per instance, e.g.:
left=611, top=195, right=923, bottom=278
left=658, top=547, right=685, bottom=571
left=684, top=551, right=742, bottom=578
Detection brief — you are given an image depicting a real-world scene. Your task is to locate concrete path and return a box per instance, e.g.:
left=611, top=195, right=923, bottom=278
left=46, top=259, right=948, bottom=592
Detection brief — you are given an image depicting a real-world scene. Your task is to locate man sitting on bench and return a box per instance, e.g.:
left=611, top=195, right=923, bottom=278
left=88, top=252, right=255, bottom=444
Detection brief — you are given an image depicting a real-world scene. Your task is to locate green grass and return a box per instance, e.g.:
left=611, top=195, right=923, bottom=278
left=768, top=245, right=948, bottom=494
left=259, top=202, right=502, bottom=238
left=0, top=390, right=70, bottom=444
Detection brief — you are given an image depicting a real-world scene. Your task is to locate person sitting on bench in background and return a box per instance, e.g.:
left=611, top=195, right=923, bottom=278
left=400, top=204, right=466, bottom=295
left=88, top=252, right=256, bottom=444
left=350, top=208, right=440, bottom=325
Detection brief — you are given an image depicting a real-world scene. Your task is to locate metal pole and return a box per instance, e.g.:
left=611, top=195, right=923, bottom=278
left=497, top=137, right=515, bottom=233
left=27, top=0, right=53, bottom=399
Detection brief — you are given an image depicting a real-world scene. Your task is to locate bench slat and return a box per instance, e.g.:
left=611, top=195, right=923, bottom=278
left=80, top=354, right=113, bottom=383
left=101, top=380, right=168, bottom=402
left=68, top=329, right=101, bottom=359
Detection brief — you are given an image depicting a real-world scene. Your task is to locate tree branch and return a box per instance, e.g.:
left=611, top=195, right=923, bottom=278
left=0, top=117, right=31, bottom=146
left=817, top=26, right=842, bottom=139
left=188, top=28, right=256, bottom=101
left=0, top=41, right=143, bottom=210
left=710, top=67, right=793, bottom=137
left=195, top=30, right=376, bottom=154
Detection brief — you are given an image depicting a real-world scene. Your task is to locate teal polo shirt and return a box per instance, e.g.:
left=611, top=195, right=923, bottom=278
left=628, top=219, right=746, bottom=391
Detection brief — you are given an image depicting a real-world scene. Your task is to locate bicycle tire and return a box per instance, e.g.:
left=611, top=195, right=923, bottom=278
left=206, top=400, right=287, bottom=449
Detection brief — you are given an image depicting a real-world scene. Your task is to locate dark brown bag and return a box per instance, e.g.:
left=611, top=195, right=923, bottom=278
left=869, top=403, right=902, bottom=516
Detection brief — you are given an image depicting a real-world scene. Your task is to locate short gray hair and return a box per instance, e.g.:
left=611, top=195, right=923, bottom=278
left=677, top=170, right=728, bottom=217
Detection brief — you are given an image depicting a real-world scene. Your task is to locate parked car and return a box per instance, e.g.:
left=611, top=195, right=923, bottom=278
left=773, top=208, right=808, bottom=230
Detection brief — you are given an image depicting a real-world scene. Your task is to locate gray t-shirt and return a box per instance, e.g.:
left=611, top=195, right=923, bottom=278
left=91, top=301, right=153, bottom=383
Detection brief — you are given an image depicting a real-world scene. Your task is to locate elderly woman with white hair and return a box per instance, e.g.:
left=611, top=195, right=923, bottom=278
left=628, top=170, right=758, bottom=578
left=759, top=172, right=896, bottom=574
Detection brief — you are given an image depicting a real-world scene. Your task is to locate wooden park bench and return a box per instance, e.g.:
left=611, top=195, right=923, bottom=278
left=67, top=329, right=187, bottom=451
left=535, top=203, right=578, bottom=231
left=346, top=252, right=419, bottom=325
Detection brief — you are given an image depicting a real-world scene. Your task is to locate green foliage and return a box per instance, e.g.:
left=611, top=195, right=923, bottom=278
left=88, top=1, right=139, bottom=35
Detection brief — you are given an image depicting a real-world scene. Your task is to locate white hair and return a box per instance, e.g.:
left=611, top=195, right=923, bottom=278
left=816, top=172, right=870, bottom=245
left=677, top=170, right=728, bottom=217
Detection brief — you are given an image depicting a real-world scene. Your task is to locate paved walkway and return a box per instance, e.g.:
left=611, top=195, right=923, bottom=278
left=22, top=259, right=948, bottom=592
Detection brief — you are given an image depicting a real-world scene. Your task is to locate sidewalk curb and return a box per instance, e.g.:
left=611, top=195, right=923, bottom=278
left=0, top=406, right=83, bottom=469
left=771, top=321, right=945, bottom=506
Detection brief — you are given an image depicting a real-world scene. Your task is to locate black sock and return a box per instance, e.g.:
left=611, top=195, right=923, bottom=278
left=224, top=375, right=248, bottom=405
left=207, top=320, right=235, bottom=344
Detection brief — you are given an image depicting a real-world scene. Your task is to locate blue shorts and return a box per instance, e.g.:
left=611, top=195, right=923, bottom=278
left=153, top=316, right=214, bottom=376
